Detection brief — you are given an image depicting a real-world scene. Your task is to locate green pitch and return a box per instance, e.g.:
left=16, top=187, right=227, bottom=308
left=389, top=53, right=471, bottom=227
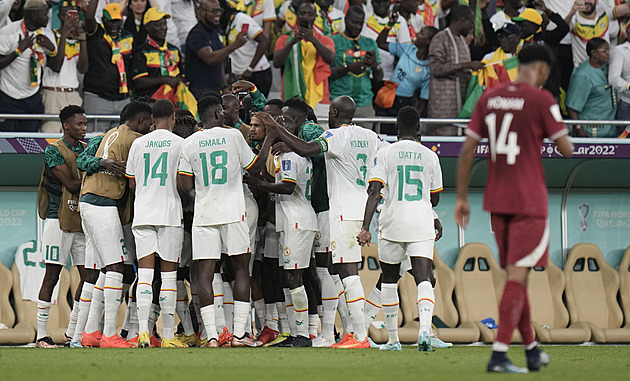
left=1, top=345, right=629, bottom=380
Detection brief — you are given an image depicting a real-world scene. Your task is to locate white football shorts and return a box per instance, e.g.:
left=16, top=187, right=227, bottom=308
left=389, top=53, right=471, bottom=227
left=314, top=210, right=331, bottom=253
left=42, top=218, right=85, bottom=267
left=79, top=202, right=128, bottom=267
left=378, top=238, right=434, bottom=265
left=264, top=222, right=280, bottom=259
left=280, top=227, right=316, bottom=270
left=330, top=220, right=363, bottom=264
left=133, top=225, right=183, bottom=263
left=192, top=220, right=250, bottom=260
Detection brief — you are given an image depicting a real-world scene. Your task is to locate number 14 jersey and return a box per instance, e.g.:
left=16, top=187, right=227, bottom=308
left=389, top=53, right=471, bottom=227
left=466, top=83, right=568, bottom=217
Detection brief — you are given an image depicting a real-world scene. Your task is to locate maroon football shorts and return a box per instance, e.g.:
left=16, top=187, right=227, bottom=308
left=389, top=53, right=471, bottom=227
left=490, top=214, right=549, bottom=269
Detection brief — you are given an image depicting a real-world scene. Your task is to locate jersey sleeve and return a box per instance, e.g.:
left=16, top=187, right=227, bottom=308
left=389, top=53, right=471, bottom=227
left=429, top=152, right=443, bottom=193
left=178, top=140, right=193, bottom=177
left=124, top=141, right=137, bottom=179
left=44, top=144, right=65, bottom=168
left=131, top=46, right=149, bottom=81
left=465, top=93, right=488, bottom=141
left=263, top=0, right=276, bottom=21
left=368, top=148, right=386, bottom=186
left=77, top=135, right=103, bottom=174
left=280, top=153, right=297, bottom=184
left=314, top=129, right=342, bottom=157
left=239, top=132, right=258, bottom=170
left=540, top=94, right=569, bottom=141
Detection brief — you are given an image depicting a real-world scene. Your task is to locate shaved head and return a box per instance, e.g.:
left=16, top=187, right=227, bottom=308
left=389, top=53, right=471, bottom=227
left=331, top=96, right=356, bottom=118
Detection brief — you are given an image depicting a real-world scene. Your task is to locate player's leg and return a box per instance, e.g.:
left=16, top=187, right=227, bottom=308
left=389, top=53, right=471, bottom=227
left=363, top=275, right=382, bottom=335
left=63, top=232, right=86, bottom=345
left=313, top=251, right=337, bottom=347
left=331, top=268, right=351, bottom=338
left=303, top=260, right=321, bottom=339
left=409, top=241, right=437, bottom=352
left=193, top=225, right=221, bottom=348
left=72, top=267, right=98, bottom=347
left=82, top=269, right=106, bottom=347
left=379, top=262, right=402, bottom=351
left=176, top=262, right=196, bottom=346
left=133, top=225, right=159, bottom=348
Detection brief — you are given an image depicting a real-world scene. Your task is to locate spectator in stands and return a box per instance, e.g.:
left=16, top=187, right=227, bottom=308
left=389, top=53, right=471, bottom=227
left=170, top=0, right=196, bottom=50
left=489, top=0, right=524, bottom=32
left=221, top=2, right=272, bottom=97
left=0, top=0, right=58, bottom=132
left=427, top=5, right=483, bottom=136
left=314, top=0, right=344, bottom=36
left=186, top=0, right=246, bottom=98
left=329, top=6, right=382, bottom=127
left=0, top=0, right=23, bottom=30
left=362, top=0, right=411, bottom=83
left=123, top=0, right=149, bottom=51
left=228, top=0, right=276, bottom=37
left=151, top=0, right=182, bottom=49
left=376, top=18, right=437, bottom=116
left=276, top=0, right=303, bottom=35
left=416, top=0, right=438, bottom=28
left=609, top=21, right=630, bottom=121
left=399, top=0, right=423, bottom=39
left=566, top=37, right=619, bottom=137
left=482, top=23, right=521, bottom=63
left=83, top=1, right=134, bottom=132
left=41, top=2, right=89, bottom=133
left=274, top=1, right=335, bottom=117
left=565, top=0, right=630, bottom=68
left=132, top=8, right=184, bottom=98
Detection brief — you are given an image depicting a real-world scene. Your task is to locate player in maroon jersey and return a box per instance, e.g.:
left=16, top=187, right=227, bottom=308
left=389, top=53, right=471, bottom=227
left=455, top=45, right=574, bottom=374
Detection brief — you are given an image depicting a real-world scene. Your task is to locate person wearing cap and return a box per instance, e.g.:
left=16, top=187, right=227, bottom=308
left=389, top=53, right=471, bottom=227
left=40, top=1, right=89, bottom=133
left=565, top=0, right=630, bottom=69
left=490, top=0, right=525, bottom=33
left=482, top=23, right=523, bottom=63
left=131, top=7, right=185, bottom=98
left=83, top=0, right=134, bottom=132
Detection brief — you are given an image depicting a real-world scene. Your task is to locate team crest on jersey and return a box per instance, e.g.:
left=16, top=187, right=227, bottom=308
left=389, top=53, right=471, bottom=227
left=331, top=241, right=337, bottom=251
left=284, top=247, right=291, bottom=256
left=315, top=231, right=322, bottom=240
left=282, top=160, right=291, bottom=171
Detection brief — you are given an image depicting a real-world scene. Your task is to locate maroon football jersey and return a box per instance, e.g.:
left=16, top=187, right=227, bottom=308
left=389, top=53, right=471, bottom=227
left=466, top=82, right=568, bottom=217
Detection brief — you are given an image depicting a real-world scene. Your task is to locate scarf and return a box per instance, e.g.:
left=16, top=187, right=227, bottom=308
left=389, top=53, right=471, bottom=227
left=22, top=21, right=45, bottom=88
left=147, top=37, right=178, bottom=77
left=102, top=29, right=128, bottom=94
left=315, top=4, right=334, bottom=36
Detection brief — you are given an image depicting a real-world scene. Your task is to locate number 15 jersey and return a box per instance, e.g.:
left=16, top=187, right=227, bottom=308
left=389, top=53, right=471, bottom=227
left=466, top=83, right=568, bottom=217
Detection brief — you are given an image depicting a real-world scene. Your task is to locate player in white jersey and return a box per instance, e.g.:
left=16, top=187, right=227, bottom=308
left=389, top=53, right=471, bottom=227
left=258, top=95, right=388, bottom=348
left=178, top=95, right=272, bottom=347
left=246, top=122, right=318, bottom=347
left=357, top=106, right=443, bottom=352
left=125, top=100, right=186, bottom=348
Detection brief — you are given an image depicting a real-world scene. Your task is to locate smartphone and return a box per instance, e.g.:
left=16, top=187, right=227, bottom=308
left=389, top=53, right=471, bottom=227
left=299, top=18, right=309, bottom=29
left=241, top=23, right=249, bottom=33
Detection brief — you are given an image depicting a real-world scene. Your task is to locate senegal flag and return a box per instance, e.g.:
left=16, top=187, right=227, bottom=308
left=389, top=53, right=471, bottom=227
left=151, top=82, right=198, bottom=119
left=458, top=55, right=520, bottom=118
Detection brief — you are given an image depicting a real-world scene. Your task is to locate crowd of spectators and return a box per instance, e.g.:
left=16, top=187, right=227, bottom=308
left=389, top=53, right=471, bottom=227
left=0, top=0, right=628, bottom=137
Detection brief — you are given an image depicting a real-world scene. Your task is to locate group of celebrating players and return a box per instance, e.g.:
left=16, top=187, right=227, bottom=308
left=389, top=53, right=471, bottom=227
left=34, top=42, right=569, bottom=374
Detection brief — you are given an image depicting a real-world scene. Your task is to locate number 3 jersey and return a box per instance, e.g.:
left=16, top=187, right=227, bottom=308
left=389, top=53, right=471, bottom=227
left=370, top=140, right=443, bottom=242
left=314, top=124, right=390, bottom=222
left=126, top=129, right=184, bottom=227
left=178, top=127, right=258, bottom=226
left=466, top=83, right=568, bottom=217
left=275, top=152, right=318, bottom=232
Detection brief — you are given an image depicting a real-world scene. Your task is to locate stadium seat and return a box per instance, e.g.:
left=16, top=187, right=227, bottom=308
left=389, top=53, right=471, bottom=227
left=618, top=246, right=630, bottom=326
left=453, top=243, right=521, bottom=343
left=526, top=262, right=591, bottom=343
left=397, top=248, right=480, bottom=343
left=0, top=263, right=35, bottom=344
left=11, top=263, right=71, bottom=344
left=564, top=243, right=630, bottom=343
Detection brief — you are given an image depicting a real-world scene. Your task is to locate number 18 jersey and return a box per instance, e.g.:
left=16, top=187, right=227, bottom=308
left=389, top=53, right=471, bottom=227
left=466, top=83, right=568, bottom=217
left=369, top=140, right=443, bottom=242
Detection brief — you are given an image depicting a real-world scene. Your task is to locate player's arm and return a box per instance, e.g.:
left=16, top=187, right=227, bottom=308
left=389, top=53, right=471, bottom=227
left=253, top=112, right=322, bottom=157
left=357, top=181, right=383, bottom=247
left=430, top=192, right=439, bottom=207
left=454, top=136, right=479, bottom=229
left=51, top=164, right=82, bottom=194
left=177, top=173, right=194, bottom=193
left=554, top=135, right=574, bottom=158
left=245, top=174, right=295, bottom=194
left=614, top=3, right=630, bottom=19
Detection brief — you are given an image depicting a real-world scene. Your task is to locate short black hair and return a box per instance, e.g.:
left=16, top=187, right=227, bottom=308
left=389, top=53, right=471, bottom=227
left=586, top=37, right=608, bottom=58
left=284, top=97, right=309, bottom=118
left=174, top=115, right=197, bottom=139
left=152, top=99, right=175, bottom=120
left=396, top=106, right=420, bottom=135
left=136, top=95, right=157, bottom=105
left=451, top=5, right=474, bottom=23
left=424, top=26, right=439, bottom=40
left=517, top=44, right=555, bottom=68
left=197, top=95, right=222, bottom=120
left=124, top=101, right=153, bottom=122
left=346, top=5, right=364, bottom=19
left=59, top=105, right=85, bottom=125
left=120, top=96, right=155, bottom=122
left=265, top=99, right=284, bottom=108
left=307, top=105, right=317, bottom=123
left=175, top=109, right=195, bottom=119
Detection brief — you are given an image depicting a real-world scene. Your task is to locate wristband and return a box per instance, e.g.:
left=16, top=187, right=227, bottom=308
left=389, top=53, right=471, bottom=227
left=14, top=47, right=23, bottom=55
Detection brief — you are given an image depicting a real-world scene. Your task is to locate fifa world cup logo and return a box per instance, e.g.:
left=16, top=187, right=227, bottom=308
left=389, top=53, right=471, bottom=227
left=578, top=203, right=590, bottom=232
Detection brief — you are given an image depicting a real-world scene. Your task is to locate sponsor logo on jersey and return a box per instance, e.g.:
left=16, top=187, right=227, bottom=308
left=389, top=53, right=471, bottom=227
left=282, top=160, right=291, bottom=171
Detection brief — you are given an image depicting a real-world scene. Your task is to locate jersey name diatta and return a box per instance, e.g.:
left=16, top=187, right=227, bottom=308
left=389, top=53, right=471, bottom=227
left=398, top=151, right=422, bottom=160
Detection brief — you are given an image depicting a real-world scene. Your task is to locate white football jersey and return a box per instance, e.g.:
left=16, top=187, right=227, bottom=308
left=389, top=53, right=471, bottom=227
left=126, top=129, right=184, bottom=227
left=178, top=128, right=257, bottom=226
left=370, top=140, right=443, bottom=242
left=314, top=124, right=389, bottom=221
left=274, top=152, right=317, bottom=232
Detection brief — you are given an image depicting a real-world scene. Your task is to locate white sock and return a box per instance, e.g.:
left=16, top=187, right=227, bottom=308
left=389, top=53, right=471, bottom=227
left=289, top=286, right=309, bottom=337
left=136, top=268, right=154, bottom=335
left=223, top=281, right=234, bottom=332
left=36, top=299, right=52, bottom=340
left=233, top=300, right=250, bottom=338
left=276, top=301, right=289, bottom=333
left=160, top=271, right=177, bottom=340
left=246, top=302, right=253, bottom=334
left=72, top=282, right=93, bottom=343
left=84, top=273, right=106, bottom=334
left=317, top=267, right=337, bottom=339
left=148, top=303, right=160, bottom=333
left=265, top=303, right=279, bottom=331
left=200, top=305, right=217, bottom=340
left=381, top=283, right=399, bottom=344
left=127, top=300, right=139, bottom=338
left=417, top=281, right=435, bottom=335
left=342, top=275, right=367, bottom=341
left=103, top=271, right=124, bottom=337
left=308, top=314, right=319, bottom=338
left=283, top=288, right=297, bottom=336
left=65, top=300, right=80, bottom=339
left=176, top=280, right=194, bottom=335
left=253, top=299, right=265, bottom=333
left=332, top=274, right=351, bottom=334
left=212, top=274, right=226, bottom=330
left=364, top=285, right=382, bottom=332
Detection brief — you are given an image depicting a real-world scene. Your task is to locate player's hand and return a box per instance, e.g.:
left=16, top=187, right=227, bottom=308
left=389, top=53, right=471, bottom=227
left=454, top=198, right=470, bottom=229
left=232, top=80, right=255, bottom=94
left=17, top=34, right=35, bottom=52
left=434, top=218, right=443, bottom=241
left=252, top=111, right=280, bottom=129
left=357, top=229, right=371, bottom=247
left=271, top=141, right=291, bottom=155
left=99, top=158, right=126, bottom=177
left=243, top=172, right=259, bottom=187
left=467, top=61, right=486, bottom=71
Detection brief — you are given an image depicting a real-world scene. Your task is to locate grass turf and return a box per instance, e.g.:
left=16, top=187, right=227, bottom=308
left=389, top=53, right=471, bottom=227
left=1, top=345, right=628, bottom=380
